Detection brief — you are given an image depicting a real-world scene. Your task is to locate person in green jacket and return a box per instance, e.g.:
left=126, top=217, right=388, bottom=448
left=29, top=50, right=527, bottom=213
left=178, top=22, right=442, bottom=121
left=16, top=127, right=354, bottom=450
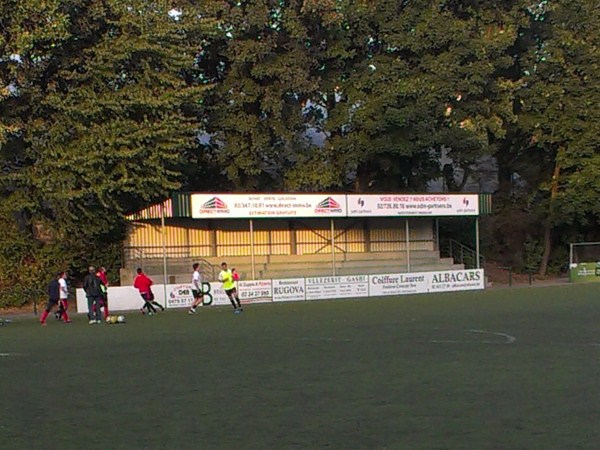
left=219, top=262, right=242, bottom=314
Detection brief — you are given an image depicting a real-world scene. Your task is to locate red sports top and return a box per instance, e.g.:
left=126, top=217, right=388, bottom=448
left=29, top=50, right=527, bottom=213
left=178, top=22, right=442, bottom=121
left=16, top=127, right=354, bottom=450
left=98, top=271, right=108, bottom=285
left=133, top=273, right=153, bottom=294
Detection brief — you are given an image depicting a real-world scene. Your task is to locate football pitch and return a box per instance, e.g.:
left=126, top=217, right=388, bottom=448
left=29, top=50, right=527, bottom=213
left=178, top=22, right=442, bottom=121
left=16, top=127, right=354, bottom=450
left=1, top=283, right=599, bottom=450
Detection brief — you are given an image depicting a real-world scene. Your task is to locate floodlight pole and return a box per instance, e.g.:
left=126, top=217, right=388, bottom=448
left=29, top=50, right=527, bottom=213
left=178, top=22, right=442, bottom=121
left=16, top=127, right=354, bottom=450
left=250, top=219, right=256, bottom=280
left=475, top=217, right=480, bottom=269
left=435, top=218, right=439, bottom=251
left=331, top=219, right=336, bottom=276
left=160, top=202, right=168, bottom=305
left=405, top=219, right=411, bottom=272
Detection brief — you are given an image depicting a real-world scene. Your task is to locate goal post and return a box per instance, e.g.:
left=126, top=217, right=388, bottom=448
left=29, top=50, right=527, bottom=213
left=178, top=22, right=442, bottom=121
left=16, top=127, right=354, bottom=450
left=569, top=242, right=600, bottom=283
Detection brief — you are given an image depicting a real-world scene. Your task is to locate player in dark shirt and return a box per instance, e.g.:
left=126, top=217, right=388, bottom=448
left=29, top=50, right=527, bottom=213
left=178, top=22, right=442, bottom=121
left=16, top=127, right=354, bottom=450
left=40, top=272, right=68, bottom=326
left=83, top=266, right=106, bottom=324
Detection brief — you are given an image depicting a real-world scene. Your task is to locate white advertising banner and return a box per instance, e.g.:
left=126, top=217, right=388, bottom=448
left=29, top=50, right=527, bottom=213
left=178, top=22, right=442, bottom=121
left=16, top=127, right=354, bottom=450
left=369, top=272, right=429, bottom=297
left=191, top=193, right=347, bottom=218
left=76, top=286, right=168, bottom=313
left=166, top=281, right=274, bottom=308
left=272, top=278, right=306, bottom=302
left=238, top=280, right=273, bottom=303
left=164, top=282, right=234, bottom=309
left=166, top=284, right=195, bottom=309
left=427, top=269, right=485, bottom=292
left=347, top=194, right=479, bottom=217
left=305, top=275, right=369, bottom=300
left=202, top=282, right=238, bottom=307
left=76, top=270, right=484, bottom=313
left=77, top=282, right=232, bottom=313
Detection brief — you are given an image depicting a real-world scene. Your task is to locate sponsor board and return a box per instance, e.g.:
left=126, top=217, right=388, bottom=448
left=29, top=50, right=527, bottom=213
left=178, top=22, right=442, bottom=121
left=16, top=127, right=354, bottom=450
left=191, top=194, right=347, bottom=219
left=272, top=278, right=306, bottom=302
left=369, top=272, right=429, bottom=296
left=347, top=194, right=479, bottom=217
left=428, top=269, right=484, bottom=292
left=167, top=284, right=195, bottom=309
left=77, top=270, right=485, bottom=313
left=165, top=282, right=215, bottom=308
left=76, top=286, right=168, bottom=313
left=569, top=262, right=600, bottom=283
left=305, top=275, right=369, bottom=300
left=238, top=280, right=273, bottom=303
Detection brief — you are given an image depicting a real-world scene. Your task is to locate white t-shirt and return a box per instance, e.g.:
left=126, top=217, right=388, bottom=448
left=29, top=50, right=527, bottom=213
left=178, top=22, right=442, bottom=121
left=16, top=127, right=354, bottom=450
left=58, top=278, right=68, bottom=299
left=192, top=270, right=201, bottom=290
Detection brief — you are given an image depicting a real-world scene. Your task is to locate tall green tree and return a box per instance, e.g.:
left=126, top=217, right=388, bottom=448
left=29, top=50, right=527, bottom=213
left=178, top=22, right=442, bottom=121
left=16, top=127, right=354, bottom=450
left=284, top=0, right=525, bottom=191
left=509, top=0, right=600, bottom=274
left=0, top=1, right=213, bottom=304
left=197, top=0, right=324, bottom=191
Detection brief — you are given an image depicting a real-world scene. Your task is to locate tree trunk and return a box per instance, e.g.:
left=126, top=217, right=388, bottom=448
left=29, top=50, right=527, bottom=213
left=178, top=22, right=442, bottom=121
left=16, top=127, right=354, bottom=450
left=539, top=156, right=561, bottom=276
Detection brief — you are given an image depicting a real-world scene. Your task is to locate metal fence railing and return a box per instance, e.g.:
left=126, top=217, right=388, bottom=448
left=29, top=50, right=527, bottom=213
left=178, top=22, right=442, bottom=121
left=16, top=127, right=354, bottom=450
left=122, top=246, right=218, bottom=281
left=440, top=239, right=485, bottom=270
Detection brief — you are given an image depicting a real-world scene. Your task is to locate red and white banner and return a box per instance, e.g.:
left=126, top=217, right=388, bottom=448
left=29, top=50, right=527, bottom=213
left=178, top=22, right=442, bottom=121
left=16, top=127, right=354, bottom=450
left=347, top=194, right=479, bottom=217
left=191, top=194, right=347, bottom=219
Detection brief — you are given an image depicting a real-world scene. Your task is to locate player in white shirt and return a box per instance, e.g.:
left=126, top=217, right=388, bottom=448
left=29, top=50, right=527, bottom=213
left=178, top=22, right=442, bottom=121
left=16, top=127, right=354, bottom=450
left=55, top=272, right=71, bottom=323
left=188, top=263, right=203, bottom=314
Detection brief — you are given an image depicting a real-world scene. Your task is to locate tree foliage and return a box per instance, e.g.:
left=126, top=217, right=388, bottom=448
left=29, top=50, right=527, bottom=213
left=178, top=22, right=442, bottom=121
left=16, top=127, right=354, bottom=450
left=0, top=0, right=214, bottom=304
left=1, top=0, right=599, bottom=305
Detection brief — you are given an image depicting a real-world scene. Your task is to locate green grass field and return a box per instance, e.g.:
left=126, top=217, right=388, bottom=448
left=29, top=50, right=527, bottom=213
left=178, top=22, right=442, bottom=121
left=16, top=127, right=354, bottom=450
left=2, top=283, right=600, bottom=450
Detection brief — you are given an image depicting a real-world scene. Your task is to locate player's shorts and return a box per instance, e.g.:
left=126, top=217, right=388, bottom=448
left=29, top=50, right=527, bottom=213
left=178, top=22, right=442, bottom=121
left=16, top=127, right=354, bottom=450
left=192, top=289, right=203, bottom=299
left=46, top=298, right=59, bottom=311
left=224, top=288, right=236, bottom=296
left=141, top=291, right=155, bottom=302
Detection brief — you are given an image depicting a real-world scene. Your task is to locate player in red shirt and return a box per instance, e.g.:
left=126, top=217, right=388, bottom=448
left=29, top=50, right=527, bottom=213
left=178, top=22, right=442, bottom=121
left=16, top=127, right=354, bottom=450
left=96, top=266, right=110, bottom=319
left=133, top=268, right=165, bottom=315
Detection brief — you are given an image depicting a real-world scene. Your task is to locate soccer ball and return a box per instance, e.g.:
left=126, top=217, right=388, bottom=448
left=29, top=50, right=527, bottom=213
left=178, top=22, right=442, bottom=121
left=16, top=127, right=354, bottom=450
left=117, top=315, right=126, bottom=324
left=110, top=315, right=118, bottom=324
left=106, top=315, right=113, bottom=324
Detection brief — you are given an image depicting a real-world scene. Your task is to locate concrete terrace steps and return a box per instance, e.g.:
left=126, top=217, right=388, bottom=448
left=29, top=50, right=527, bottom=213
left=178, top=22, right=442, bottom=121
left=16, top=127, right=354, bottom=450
left=136, top=251, right=441, bottom=272
left=156, top=262, right=465, bottom=284
left=127, top=250, right=461, bottom=282
left=258, top=263, right=465, bottom=280
left=139, top=258, right=455, bottom=279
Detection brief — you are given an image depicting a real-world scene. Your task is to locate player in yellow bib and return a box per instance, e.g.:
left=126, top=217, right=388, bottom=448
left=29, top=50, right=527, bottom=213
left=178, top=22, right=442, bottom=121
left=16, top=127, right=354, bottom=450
left=219, top=262, right=242, bottom=313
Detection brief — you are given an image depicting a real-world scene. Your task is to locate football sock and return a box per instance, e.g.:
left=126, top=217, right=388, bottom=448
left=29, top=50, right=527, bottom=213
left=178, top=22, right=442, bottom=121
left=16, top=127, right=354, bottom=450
left=40, top=310, right=50, bottom=324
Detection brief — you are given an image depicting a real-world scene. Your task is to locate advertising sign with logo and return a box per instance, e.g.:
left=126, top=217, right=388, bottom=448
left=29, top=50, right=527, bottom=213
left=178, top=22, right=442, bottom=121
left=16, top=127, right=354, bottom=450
left=272, top=278, right=306, bottom=302
left=191, top=194, right=347, bottom=218
left=78, top=270, right=486, bottom=313
left=167, top=284, right=195, bottom=308
left=347, top=194, right=479, bottom=217
left=238, top=280, right=273, bottom=303
left=569, top=262, right=600, bottom=283
left=305, top=275, right=369, bottom=300
left=428, top=269, right=484, bottom=292
left=369, top=272, right=429, bottom=296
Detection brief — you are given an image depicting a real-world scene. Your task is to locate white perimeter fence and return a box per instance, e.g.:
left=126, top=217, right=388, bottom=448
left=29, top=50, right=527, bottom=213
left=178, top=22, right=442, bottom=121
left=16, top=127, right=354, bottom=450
left=77, top=269, right=485, bottom=313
